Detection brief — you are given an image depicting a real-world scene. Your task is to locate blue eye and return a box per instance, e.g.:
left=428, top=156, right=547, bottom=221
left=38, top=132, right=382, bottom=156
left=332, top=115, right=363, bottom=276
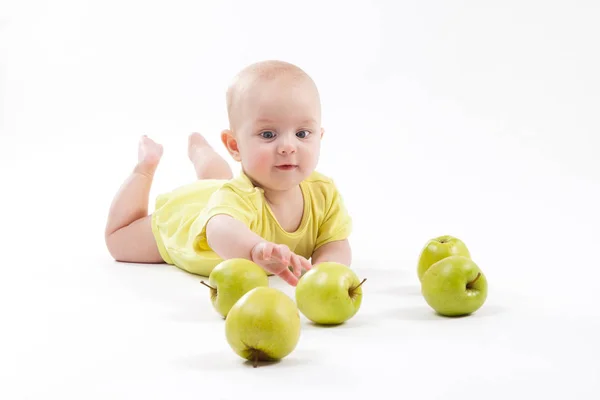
left=261, top=131, right=275, bottom=139
left=296, top=130, right=310, bottom=138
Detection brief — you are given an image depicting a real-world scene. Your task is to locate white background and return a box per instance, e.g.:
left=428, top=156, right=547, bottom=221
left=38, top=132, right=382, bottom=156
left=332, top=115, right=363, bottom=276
left=1, top=0, right=599, bottom=399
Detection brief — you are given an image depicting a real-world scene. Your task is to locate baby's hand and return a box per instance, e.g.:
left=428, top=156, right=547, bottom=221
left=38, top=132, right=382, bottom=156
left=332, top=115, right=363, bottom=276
left=251, top=242, right=312, bottom=286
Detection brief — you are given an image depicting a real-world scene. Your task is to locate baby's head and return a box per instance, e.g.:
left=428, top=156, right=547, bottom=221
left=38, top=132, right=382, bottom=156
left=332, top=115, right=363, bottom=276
left=221, top=60, right=324, bottom=192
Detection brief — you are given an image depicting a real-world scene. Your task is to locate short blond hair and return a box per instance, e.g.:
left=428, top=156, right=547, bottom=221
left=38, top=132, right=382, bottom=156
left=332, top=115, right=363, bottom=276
left=226, top=60, right=320, bottom=129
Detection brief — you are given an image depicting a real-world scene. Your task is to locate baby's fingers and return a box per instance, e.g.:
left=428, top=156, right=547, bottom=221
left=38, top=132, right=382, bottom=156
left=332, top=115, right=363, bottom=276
left=274, top=244, right=291, bottom=265
left=299, top=256, right=312, bottom=272
left=290, top=254, right=302, bottom=277
left=278, top=268, right=299, bottom=286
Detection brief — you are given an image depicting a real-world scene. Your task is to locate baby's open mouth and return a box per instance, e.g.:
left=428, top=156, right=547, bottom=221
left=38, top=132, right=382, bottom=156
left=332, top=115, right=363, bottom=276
left=275, top=164, right=298, bottom=170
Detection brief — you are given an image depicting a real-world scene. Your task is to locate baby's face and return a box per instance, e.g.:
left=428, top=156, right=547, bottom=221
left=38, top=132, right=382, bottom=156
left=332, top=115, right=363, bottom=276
left=233, top=77, right=323, bottom=192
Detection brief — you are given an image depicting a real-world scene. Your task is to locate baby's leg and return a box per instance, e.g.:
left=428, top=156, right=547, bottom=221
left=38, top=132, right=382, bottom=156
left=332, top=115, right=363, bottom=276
left=188, top=132, right=233, bottom=180
left=105, top=135, right=164, bottom=263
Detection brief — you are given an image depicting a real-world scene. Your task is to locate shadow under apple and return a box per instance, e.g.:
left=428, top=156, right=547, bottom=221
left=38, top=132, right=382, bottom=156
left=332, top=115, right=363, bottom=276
left=383, top=304, right=506, bottom=321
left=243, top=359, right=282, bottom=368
left=176, top=350, right=316, bottom=370
left=242, top=354, right=316, bottom=369
left=302, top=316, right=373, bottom=329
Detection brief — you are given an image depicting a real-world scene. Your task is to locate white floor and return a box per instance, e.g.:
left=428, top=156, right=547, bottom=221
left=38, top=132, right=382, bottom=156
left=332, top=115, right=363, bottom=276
left=2, top=246, right=600, bottom=400
left=2, top=1, right=600, bottom=398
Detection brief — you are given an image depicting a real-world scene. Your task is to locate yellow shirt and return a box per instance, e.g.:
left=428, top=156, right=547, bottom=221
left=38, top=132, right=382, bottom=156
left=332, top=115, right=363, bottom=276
left=151, top=170, right=352, bottom=276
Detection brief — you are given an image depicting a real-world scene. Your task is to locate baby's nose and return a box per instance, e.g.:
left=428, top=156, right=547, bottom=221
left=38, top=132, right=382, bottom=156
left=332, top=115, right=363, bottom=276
left=278, top=140, right=297, bottom=154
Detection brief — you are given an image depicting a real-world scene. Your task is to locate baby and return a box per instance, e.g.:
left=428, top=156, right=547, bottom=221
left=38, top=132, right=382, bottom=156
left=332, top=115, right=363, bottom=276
left=104, top=60, right=352, bottom=286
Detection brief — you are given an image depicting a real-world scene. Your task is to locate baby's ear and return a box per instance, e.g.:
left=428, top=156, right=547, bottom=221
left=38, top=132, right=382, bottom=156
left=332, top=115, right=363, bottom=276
left=221, top=129, right=241, bottom=162
left=320, top=127, right=325, bottom=139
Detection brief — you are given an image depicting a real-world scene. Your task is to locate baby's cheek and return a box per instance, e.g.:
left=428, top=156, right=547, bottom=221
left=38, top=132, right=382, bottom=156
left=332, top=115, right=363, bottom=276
left=246, top=150, right=272, bottom=172
left=300, top=146, right=319, bottom=170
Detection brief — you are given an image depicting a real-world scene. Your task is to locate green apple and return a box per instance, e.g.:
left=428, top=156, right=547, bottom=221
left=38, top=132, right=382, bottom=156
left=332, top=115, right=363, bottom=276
left=417, top=235, right=471, bottom=281
left=421, top=255, right=488, bottom=317
left=225, top=287, right=301, bottom=367
left=295, top=262, right=366, bottom=325
left=200, top=258, right=268, bottom=319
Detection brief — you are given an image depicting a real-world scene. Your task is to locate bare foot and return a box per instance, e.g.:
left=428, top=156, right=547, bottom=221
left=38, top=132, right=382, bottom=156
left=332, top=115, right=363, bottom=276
left=187, top=132, right=212, bottom=162
left=188, top=132, right=233, bottom=180
left=135, top=135, right=163, bottom=177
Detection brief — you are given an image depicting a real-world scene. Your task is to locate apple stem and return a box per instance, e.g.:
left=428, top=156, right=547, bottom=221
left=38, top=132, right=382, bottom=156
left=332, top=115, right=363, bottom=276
left=353, top=278, right=367, bottom=291
left=467, top=273, right=481, bottom=289
left=253, top=353, right=258, bottom=368
left=200, top=281, right=215, bottom=291
left=349, top=278, right=367, bottom=298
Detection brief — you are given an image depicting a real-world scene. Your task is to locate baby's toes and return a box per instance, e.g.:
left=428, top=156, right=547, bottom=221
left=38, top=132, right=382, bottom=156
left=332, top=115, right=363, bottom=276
left=188, top=132, right=210, bottom=149
left=138, top=135, right=163, bottom=165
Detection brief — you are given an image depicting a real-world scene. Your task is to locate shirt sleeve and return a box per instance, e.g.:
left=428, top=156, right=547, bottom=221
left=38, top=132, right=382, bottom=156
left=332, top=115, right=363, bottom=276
left=314, top=182, right=353, bottom=251
left=189, top=186, right=257, bottom=253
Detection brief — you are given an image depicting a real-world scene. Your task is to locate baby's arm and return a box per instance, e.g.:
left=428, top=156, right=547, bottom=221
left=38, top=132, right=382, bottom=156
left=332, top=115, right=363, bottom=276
left=206, top=214, right=264, bottom=260
left=311, top=239, right=352, bottom=267
left=206, top=214, right=310, bottom=285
